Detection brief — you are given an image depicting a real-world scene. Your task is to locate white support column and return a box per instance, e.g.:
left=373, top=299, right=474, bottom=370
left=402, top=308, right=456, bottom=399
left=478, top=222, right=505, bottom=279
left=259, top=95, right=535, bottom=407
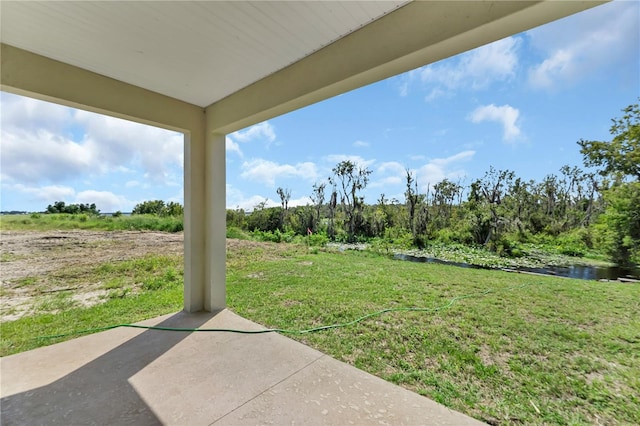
left=205, top=109, right=226, bottom=311
left=183, top=110, right=226, bottom=313
left=183, top=121, right=206, bottom=312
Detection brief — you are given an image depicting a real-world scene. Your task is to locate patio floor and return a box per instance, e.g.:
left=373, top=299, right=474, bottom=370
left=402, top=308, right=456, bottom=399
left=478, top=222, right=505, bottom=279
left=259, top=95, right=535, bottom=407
left=1, top=309, right=484, bottom=425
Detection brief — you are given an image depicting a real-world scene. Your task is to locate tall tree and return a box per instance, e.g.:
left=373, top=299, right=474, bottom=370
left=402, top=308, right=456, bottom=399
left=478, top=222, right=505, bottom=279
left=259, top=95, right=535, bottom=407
left=329, top=160, right=372, bottom=240
left=579, top=102, right=640, bottom=265
left=405, top=169, right=420, bottom=237
left=310, top=182, right=326, bottom=233
left=578, top=101, right=640, bottom=182
left=327, top=186, right=338, bottom=239
left=432, top=178, right=461, bottom=230
left=476, top=167, right=514, bottom=246
left=276, top=187, right=291, bottom=230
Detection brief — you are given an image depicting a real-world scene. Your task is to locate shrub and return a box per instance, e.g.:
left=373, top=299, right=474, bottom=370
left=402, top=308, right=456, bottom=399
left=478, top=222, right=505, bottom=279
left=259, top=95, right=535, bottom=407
left=555, top=228, right=590, bottom=257
left=488, top=236, right=526, bottom=258
left=227, top=226, right=251, bottom=240
left=255, top=229, right=296, bottom=243
left=435, top=227, right=474, bottom=245
left=413, top=234, right=427, bottom=249
left=308, top=232, right=329, bottom=247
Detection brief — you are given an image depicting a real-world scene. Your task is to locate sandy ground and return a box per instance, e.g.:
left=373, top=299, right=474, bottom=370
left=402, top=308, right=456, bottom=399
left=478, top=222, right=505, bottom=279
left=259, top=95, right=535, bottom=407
left=1, top=230, right=184, bottom=322
left=0, top=231, right=275, bottom=322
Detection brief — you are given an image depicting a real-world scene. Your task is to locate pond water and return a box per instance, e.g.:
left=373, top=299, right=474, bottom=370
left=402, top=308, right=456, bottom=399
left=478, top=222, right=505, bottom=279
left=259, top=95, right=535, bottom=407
left=394, top=253, right=640, bottom=281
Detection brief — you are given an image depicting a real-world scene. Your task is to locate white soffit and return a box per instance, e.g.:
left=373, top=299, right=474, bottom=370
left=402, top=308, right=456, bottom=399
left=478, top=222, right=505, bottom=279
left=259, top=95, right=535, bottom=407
left=0, top=1, right=407, bottom=108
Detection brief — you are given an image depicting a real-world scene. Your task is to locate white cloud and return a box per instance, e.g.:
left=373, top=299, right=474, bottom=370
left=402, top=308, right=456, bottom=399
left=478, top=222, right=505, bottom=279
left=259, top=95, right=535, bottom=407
left=469, top=104, right=521, bottom=141
left=226, top=184, right=279, bottom=211
left=0, top=93, right=73, bottom=134
left=528, top=50, right=573, bottom=89
left=425, top=88, right=448, bottom=102
left=226, top=121, right=277, bottom=156
left=371, top=161, right=406, bottom=189
left=226, top=137, right=243, bottom=157
left=230, top=122, right=276, bottom=144
left=353, top=140, right=370, bottom=148
left=166, top=188, right=185, bottom=205
left=226, top=183, right=311, bottom=210
left=430, top=150, right=475, bottom=166
left=398, top=81, right=409, bottom=97
left=527, top=1, right=638, bottom=90
left=415, top=36, right=520, bottom=98
left=240, top=158, right=318, bottom=186
left=2, top=183, right=133, bottom=212
left=374, top=176, right=403, bottom=187
left=415, top=151, right=475, bottom=192
left=367, top=153, right=474, bottom=196
left=75, top=190, right=131, bottom=212
left=377, top=161, right=406, bottom=175
left=288, top=196, right=313, bottom=208
left=75, top=109, right=183, bottom=181
left=395, top=68, right=421, bottom=96
left=1, top=93, right=184, bottom=185
left=0, top=129, right=93, bottom=183
left=2, top=183, right=76, bottom=204
left=324, top=155, right=376, bottom=171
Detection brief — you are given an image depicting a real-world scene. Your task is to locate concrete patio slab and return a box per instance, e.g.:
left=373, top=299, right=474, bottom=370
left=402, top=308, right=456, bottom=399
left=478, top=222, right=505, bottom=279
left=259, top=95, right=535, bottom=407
left=1, top=310, right=484, bottom=425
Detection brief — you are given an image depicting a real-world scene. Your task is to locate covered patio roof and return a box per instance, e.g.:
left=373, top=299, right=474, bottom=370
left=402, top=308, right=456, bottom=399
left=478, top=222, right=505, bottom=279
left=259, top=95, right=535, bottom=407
left=1, top=1, right=605, bottom=313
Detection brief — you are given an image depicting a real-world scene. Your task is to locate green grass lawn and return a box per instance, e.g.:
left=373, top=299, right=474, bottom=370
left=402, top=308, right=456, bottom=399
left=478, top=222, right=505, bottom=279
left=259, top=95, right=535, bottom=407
left=227, top=244, right=639, bottom=425
left=2, top=241, right=638, bottom=424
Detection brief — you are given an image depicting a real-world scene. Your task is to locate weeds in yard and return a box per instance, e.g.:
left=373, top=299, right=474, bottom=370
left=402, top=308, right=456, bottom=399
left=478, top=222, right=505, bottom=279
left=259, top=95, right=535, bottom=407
left=14, top=277, right=38, bottom=288
left=33, top=292, right=78, bottom=313
left=1, top=252, right=25, bottom=262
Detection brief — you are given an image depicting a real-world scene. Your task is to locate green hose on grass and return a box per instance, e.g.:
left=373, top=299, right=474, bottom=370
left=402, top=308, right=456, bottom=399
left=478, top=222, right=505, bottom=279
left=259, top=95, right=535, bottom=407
left=35, top=283, right=529, bottom=341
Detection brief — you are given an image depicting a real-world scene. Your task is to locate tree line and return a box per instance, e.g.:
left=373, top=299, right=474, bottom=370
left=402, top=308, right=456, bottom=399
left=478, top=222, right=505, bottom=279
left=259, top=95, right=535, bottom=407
left=41, top=102, right=638, bottom=266
left=46, top=201, right=100, bottom=215
left=43, top=200, right=184, bottom=217
left=229, top=102, right=639, bottom=266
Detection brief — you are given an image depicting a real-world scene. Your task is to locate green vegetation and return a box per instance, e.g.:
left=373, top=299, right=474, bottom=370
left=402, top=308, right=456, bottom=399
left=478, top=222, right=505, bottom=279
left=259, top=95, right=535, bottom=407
left=131, top=199, right=184, bottom=217
left=579, top=102, right=640, bottom=266
left=46, top=201, right=100, bottom=215
left=1, top=198, right=185, bottom=233
left=1, top=242, right=637, bottom=424
left=227, top=102, right=639, bottom=269
left=0, top=213, right=183, bottom=232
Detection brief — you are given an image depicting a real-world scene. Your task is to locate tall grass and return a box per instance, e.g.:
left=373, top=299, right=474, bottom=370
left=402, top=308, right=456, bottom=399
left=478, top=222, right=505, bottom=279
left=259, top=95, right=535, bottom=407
left=0, top=214, right=183, bottom=232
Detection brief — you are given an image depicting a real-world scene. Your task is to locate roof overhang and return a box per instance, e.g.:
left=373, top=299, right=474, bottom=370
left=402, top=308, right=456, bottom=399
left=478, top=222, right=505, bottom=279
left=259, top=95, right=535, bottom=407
left=1, top=1, right=607, bottom=134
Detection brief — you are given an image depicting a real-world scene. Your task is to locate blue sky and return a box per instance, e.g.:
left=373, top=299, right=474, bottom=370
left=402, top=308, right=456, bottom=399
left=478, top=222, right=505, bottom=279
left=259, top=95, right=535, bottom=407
left=1, top=1, right=638, bottom=213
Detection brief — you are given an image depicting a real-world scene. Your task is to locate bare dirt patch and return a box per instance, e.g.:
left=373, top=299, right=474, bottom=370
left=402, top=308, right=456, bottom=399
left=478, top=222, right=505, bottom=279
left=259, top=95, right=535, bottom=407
left=1, top=230, right=275, bottom=322
left=1, top=230, right=184, bottom=321
left=1, top=230, right=183, bottom=282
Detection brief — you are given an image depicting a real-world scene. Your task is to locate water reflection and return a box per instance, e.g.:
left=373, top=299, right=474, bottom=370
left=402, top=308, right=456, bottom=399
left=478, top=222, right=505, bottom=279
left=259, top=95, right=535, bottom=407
left=394, top=253, right=640, bottom=281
